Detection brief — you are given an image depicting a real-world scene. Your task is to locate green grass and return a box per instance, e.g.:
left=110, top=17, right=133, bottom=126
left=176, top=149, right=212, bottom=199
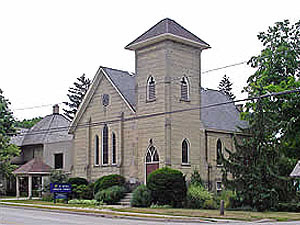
left=1, top=199, right=299, bottom=222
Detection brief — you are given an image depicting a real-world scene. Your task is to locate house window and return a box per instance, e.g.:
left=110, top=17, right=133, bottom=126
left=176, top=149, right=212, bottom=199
left=102, top=125, right=109, bottom=165
left=180, top=76, right=190, bottom=101
left=146, top=145, right=159, bottom=162
left=54, top=153, right=63, bottom=169
left=182, top=139, right=189, bottom=164
left=112, top=132, right=116, bottom=164
left=95, top=135, right=99, bottom=165
left=217, top=139, right=222, bottom=166
left=147, top=76, right=156, bottom=101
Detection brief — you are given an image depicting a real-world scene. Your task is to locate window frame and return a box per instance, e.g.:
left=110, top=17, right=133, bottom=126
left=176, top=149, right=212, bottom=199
left=181, top=138, right=190, bottom=165
left=102, top=125, right=109, bottom=165
left=94, top=135, right=100, bottom=166
left=180, top=76, right=190, bottom=102
left=54, top=153, right=63, bottom=169
left=216, top=139, right=223, bottom=166
left=146, top=76, right=156, bottom=102
left=111, top=132, right=117, bottom=165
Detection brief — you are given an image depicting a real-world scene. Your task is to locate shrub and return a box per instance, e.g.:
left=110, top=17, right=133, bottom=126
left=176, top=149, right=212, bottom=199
left=276, top=202, right=300, bottom=212
left=95, top=185, right=126, bottom=205
left=203, top=199, right=217, bottom=209
left=216, top=190, right=237, bottom=209
left=147, top=167, right=187, bottom=208
left=94, top=174, right=125, bottom=195
left=131, top=185, right=152, bottom=207
left=186, top=184, right=213, bottom=209
left=72, top=184, right=94, bottom=200
left=190, top=170, right=204, bottom=187
left=68, top=199, right=100, bottom=205
left=68, top=177, right=88, bottom=186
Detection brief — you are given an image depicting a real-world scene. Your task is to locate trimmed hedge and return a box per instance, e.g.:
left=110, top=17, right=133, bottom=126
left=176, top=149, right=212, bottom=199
left=95, top=185, right=126, bottom=205
left=93, top=174, right=125, bottom=195
left=68, top=177, right=88, bottom=186
left=147, top=167, right=187, bottom=207
left=131, top=184, right=152, bottom=207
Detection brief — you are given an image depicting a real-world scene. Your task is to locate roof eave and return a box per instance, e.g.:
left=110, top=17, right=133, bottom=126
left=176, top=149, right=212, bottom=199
left=125, top=33, right=210, bottom=51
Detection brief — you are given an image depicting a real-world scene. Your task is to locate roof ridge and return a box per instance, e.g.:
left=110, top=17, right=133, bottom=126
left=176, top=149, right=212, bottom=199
left=101, top=66, right=135, bottom=76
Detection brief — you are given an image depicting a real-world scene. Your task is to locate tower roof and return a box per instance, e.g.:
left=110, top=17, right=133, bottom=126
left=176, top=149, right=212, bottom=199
left=125, top=18, right=210, bottom=50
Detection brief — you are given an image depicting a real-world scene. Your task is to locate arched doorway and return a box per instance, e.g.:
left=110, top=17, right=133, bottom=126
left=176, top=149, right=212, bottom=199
left=145, top=145, right=159, bottom=181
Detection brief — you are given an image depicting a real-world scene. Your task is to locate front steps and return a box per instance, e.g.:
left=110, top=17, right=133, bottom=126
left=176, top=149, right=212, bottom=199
left=118, top=192, right=133, bottom=206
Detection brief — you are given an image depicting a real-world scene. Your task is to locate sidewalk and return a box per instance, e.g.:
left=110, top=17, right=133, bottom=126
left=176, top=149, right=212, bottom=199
left=0, top=199, right=230, bottom=224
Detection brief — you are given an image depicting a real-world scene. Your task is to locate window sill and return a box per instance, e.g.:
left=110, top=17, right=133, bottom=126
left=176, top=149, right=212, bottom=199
left=180, top=99, right=190, bottom=102
left=146, top=98, right=156, bottom=103
left=181, top=163, right=191, bottom=167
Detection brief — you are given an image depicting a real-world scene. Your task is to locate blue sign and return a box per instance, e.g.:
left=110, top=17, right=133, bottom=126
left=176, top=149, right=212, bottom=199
left=50, top=183, right=72, bottom=193
left=54, top=193, right=68, bottom=199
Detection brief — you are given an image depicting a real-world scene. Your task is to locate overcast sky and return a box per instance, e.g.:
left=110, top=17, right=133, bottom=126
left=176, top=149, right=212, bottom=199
left=1, top=0, right=299, bottom=120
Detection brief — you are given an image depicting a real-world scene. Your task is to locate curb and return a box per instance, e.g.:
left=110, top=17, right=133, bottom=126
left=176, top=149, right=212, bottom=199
left=0, top=202, right=217, bottom=224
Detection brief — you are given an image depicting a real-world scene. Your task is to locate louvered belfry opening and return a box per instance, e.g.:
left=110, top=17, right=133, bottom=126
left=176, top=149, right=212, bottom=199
left=181, top=77, right=189, bottom=101
left=148, top=76, right=156, bottom=101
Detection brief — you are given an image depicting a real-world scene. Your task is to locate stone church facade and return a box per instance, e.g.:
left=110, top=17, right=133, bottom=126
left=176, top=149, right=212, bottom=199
left=69, top=18, right=247, bottom=191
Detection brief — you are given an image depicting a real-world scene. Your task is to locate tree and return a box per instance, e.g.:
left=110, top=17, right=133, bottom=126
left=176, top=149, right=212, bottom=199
left=222, top=20, right=300, bottom=211
left=218, top=74, right=236, bottom=100
left=14, top=117, right=43, bottom=129
left=0, top=89, right=20, bottom=178
left=63, top=74, right=91, bottom=120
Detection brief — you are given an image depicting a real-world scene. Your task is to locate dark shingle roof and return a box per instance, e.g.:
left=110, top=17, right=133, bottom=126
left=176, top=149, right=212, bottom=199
left=126, top=18, right=210, bottom=50
left=290, top=161, right=300, bottom=177
left=20, top=114, right=73, bottom=146
left=102, top=67, right=136, bottom=109
left=201, top=89, right=248, bottom=132
left=13, top=158, right=52, bottom=175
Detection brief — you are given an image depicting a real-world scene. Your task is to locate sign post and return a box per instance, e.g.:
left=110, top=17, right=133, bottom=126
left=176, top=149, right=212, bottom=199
left=50, top=183, right=72, bottom=204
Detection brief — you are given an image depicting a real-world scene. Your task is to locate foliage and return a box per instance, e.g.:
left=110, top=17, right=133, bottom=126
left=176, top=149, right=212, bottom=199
left=190, top=170, right=204, bottom=187
left=218, top=74, right=236, bottom=101
left=94, top=185, right=126, bottom=205
left=131, top=184, right=152, bottom=207
left=186, top=184, right=213, bottom=209
left=71, top=184, right=94, bottom=200
left=14, top=117, right=42, bottom=129
left=147, top=167, right=187, bottom=208
left=68, top=177, right=88, bottom=186
left=276, top=202, right=300, bottom=212
left=93, top=174, right=125, bottom=195
left=68, top=199, right=100, bottom=205
left=215, top=190, right=237, bottom=209
left=49, top=170, right=68, bottom=183
left=63, top=74, right=91, bottom=120
left=0, top=89, right=20, bottom=178
left=222, top=20, right=300, bottom=211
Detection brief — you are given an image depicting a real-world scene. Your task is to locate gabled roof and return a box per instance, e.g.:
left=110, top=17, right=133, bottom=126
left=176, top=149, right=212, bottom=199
left=290, top=161, right=300, bottom=177
left=126, top=18, right=210, bottom=50
left=201, top=89, right=248, bottom=132
left=13, top=158, right=52, bottom=175
left=69, top=66, right=136, bottom=133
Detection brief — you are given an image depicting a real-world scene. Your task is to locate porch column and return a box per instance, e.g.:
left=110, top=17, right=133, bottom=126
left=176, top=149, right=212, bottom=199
left=16, top=176, right=20, bottom=198
left=28, top=175, right=32, bottom=199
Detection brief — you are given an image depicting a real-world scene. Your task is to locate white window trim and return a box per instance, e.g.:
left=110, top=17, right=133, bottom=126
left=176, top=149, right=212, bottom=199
left=94, top=135, right=100, bottom=166
left=181, top=138, right=191, bottom=165
left=111, top=132, right=117, bottom=165
left=101, top=125, right=109, bottom=166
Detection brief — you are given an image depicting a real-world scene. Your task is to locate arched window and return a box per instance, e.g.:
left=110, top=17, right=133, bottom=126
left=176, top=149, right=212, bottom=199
left=216, top=139, right=222, bottom=166
left=180, top=76, right=190, bottom=101
left=147, top=76, right=156, bottom=101
left=182, top=139, right=189, bottom=164
left=146, top=145, right=159, bottom=162
left=112, top=132, right=116, bottom=164
left=102, top=125, right=109, bottom=165
left=95, top=135, right=99, bottom=165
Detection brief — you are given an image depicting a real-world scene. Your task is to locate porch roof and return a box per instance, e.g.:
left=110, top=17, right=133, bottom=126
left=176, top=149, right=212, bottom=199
left=13, top=158, right=52, bottom=175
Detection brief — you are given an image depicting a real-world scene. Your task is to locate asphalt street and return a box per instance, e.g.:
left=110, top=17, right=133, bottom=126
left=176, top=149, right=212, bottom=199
left=0, top=205, right=299, bottom=225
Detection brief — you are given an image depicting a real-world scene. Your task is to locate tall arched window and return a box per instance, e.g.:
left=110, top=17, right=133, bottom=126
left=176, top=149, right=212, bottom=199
left=180, top=76, right=190, bottom=101
left=102, top=125, right=109, bottom=165
left=147, top=76, right=156, bottom=101
left=182, top=139, right=189, bottom=164
left=112, top=132, right=116, bottom=164
left=216, top=139, right=222, bottom=166
left=95, top=135, right=99, bottom=165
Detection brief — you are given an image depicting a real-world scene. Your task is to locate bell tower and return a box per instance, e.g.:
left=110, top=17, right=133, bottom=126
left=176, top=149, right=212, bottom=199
left=125, top=18, right=210, bottom=181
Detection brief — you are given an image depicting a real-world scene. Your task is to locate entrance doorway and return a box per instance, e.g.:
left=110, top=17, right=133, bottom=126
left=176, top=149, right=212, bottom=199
left=145, top=145, right=159, bottom=181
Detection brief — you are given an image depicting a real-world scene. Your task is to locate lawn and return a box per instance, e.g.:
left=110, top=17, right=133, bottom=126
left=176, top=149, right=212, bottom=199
left=1, top=199, right=299, bottom=222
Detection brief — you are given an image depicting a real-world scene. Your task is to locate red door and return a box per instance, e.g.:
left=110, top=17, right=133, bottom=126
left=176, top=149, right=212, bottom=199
left=146, top=163, right=159, bottom=179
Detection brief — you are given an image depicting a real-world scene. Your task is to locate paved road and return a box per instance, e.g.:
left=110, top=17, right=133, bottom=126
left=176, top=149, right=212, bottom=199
left=0, top=205, right=299, bottom=225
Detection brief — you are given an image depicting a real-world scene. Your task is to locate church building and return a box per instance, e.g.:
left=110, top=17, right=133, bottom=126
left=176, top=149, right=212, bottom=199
left=69, top=18, right=247, bottom=191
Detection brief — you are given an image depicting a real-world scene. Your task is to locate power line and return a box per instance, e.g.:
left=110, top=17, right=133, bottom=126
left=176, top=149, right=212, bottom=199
left=10, top=88, right=300, bottom=137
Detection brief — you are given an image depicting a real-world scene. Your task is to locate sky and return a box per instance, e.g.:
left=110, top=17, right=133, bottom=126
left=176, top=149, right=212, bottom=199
left=0, top=0, right=299, bottom=120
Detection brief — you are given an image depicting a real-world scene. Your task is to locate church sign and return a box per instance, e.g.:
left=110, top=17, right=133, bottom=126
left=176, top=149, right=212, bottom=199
left=50, top=183, right=72, bottom=193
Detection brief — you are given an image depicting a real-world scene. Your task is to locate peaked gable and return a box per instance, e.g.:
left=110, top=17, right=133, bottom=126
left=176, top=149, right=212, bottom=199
left=69, top=66, right=136, bottom=133
left=126, top=18, right=210, bottom=50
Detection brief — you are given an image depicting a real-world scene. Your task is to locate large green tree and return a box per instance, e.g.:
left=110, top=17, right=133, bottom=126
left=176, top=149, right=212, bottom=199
left=14, top=117, right=43, bottom=129
left=63, top=74, right=91, bottom=120
left=0, top=89, right=20, bottom=178
left=222, top=20, right=300, bottom=211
